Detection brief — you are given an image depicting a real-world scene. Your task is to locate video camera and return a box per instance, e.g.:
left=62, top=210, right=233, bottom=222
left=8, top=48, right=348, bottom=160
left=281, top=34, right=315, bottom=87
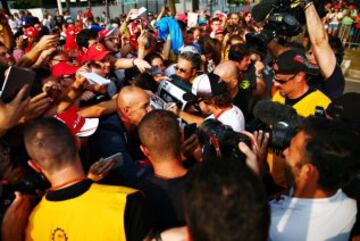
left=154, top=75, right=194, bottom=111
left=247, top=0, right=326, bottom=53
left=248, top=100, right=327, bottom=153
left=251, top=0, right=326, bottom=36
left=197, top=119, right=251, bottom=162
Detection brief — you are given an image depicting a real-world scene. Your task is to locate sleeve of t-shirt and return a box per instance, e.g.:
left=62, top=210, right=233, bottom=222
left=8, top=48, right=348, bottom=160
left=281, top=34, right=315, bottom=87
left=323, top=64, right=345, bottom=100
left=124, top=192, right=151, bottom=241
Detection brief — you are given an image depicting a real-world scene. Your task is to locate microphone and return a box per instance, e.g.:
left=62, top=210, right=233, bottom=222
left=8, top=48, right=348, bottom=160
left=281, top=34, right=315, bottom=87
left=251, top=0, right=277, bottom=22
left=253, top=100, right=303, bottom=127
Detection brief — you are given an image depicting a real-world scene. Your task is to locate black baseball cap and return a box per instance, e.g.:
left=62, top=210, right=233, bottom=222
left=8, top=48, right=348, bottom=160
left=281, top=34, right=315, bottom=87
left=274, top=49, right=320, bottom=76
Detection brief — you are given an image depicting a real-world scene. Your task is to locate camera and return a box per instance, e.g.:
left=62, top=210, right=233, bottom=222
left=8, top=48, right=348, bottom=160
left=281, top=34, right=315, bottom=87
left=156, top=76, right=193, bottom=111
left=247, top=0, right=326, bottom=54
left=0, top=173, right=50, bottom=217
left=197, top=119, right=251, bottom=161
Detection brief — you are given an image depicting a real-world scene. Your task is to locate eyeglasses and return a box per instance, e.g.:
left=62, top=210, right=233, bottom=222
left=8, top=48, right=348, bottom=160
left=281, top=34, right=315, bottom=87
left=174, top=65, right=187, bottom=74
left=273, top=73, right=297, bottom=84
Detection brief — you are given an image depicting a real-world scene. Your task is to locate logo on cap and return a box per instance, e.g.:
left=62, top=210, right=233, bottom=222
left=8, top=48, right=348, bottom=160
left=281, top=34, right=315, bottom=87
left=96, top=45, right=103, bottom=51
left=293, top=55, right=305, bottom=64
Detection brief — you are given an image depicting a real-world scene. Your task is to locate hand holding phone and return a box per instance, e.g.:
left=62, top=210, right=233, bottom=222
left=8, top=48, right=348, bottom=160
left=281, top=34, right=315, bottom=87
left=80, top=72, right=111, bottom=85
left=87, top=153, right=123, bottom=182
left=0, top=66, right=35, bottom=103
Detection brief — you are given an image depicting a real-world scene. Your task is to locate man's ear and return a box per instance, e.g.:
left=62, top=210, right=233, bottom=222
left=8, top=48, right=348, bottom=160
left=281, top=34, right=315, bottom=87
left=230, top=78, right=239, bottom=89
left=191, top=68, right=197, bottom=78
left=81, top=47, right=88, bottom=53
left=27, top=160, right=42, bottom=173
left=296, top=72, right=306, bottom=82
left=301, top=163, right=319, bottom=183
left=140, top=145, right=150, bottom=158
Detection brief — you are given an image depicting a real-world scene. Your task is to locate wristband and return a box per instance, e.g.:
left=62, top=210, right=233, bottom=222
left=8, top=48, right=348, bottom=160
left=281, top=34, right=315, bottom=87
left=301, top=0, right=313, bottom=10
left=255, top=73, right=264, bottom=78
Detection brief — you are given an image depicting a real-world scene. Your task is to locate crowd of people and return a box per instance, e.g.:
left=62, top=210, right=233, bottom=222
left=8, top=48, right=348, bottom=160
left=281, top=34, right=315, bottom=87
left=0, top=0, right=359, bottom=241
left=322, top=0, right=360, bottom=46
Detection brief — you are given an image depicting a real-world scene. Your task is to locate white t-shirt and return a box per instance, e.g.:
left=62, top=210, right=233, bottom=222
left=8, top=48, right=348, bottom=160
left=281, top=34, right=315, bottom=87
left=269, top=189, right=356, bottom=241
left=207, top=105, right=245, bottom=132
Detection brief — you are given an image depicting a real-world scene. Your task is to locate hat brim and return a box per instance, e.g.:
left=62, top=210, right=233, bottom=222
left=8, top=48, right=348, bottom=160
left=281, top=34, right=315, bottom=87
left=77, top=118, right=99, bottom=137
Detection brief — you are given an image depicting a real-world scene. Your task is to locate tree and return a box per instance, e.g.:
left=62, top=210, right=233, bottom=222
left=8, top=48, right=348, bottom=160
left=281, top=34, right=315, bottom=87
left=168, top=0, right=176, bottom=17
left=1, top=0, right=10, bottom=13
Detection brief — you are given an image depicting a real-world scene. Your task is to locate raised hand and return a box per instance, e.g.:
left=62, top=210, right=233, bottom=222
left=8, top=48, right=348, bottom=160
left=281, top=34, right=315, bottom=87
left=0, top=85, right=30, bottom=136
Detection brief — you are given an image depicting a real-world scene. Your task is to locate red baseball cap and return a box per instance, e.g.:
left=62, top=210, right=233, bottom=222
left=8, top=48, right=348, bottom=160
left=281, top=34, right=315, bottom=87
left=54, top=106, right=99, bottom=137
left=80, top=43, right=110, bottom=64
left=24, top=26, right=39, bottom=39
left=98, top=28, right=115, bottom=39
left=51, top=61, right=80, bottom=79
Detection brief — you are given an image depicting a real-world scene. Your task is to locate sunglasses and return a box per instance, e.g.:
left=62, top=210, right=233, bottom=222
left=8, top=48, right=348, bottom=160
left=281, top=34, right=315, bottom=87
left=273, top=73, right=297, bottom=84
left=174, top=65, right=187, bottom=74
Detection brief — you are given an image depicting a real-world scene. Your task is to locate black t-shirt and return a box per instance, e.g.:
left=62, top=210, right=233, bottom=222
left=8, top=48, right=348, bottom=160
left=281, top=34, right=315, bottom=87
left=308, top=64, right=344, bottom=100
left=46, top=179, right=150, bottom=241
left=233, top=66, right=258, bottom=122
left=135, top=171, right=191, bottom=232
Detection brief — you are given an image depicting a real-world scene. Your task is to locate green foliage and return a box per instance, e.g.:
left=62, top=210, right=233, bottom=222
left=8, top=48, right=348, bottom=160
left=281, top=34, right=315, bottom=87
left=227, top=0, right=246, bottom=6
left=14, top=0, right=42, bottom=8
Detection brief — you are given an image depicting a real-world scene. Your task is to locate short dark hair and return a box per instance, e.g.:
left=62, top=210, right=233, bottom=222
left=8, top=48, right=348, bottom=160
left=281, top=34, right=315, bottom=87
left=145, top=53, right=164, bottom=65
left=178, top=51, right=201, bottom=70
left=24, top=117, right=78, bottom=174
left=229, top=44, right=250, bottom=62
left=138, top=110, right=181, bottom=157
left=76, top=29, right=98, bottom=48
left=185, top=158, right=270, bottom=241
left=134, top=72, right=159, bottom=93
left=301, top=117, right=360, bottom=190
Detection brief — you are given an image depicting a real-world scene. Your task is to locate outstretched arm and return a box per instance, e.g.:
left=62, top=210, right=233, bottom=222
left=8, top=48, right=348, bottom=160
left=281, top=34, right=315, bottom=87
left=305, top=2, right=336, bottom=79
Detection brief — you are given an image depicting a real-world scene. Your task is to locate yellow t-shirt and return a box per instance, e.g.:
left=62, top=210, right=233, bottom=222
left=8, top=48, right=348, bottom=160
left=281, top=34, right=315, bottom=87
left=26, top=183, right=138, bottom=241
left=272, top=89, right=331, bottom=117
left=268, top=90, right=331, bottom=187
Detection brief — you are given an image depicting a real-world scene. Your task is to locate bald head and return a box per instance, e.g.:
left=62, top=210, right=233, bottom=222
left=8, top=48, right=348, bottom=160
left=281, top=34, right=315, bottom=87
left=117, top=86, right=152, bottom=126
left=214, top=61, right=238, bottom=82
left=214, top=61, right=239, bottom=90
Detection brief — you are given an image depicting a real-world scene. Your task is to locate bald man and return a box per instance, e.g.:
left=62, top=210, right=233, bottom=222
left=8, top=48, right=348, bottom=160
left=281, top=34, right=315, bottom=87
left=85, top=86, right=153, bottom=183
left=117, top=86, right=152, bottom=128
left=214, top=61, right=239, bottom=99
left=214, top=61, right=256, bottom=121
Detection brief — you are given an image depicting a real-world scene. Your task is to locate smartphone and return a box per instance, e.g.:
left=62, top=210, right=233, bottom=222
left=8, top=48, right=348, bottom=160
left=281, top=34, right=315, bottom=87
left=150, top=94, right=166, bottom=110
left=80, top=72, right=111, bottom=85
left=184, top=123, right=197, bottom=139
left=0, top=66, right=35, bottom=103
left=102, top=152, right=123, bottom=169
